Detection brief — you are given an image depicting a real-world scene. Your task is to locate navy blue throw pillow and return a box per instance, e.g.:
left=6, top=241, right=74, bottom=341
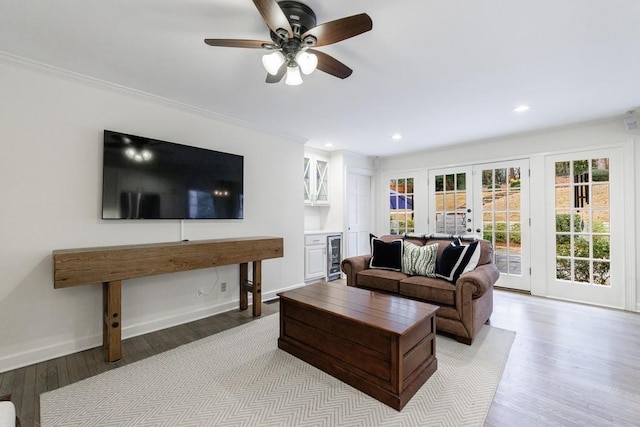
left=369, top=237, right=403, bottom=271
left=435, top=239, right=481, bottom=283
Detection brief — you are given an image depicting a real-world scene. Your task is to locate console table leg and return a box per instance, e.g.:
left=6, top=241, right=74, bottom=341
left=239, top=263, right=248, bottom=311
left=239, top=262, right=261, bottom=317
left=103, top=280, right=122, bottom=362
left=252, top=261, right=262, bottom=317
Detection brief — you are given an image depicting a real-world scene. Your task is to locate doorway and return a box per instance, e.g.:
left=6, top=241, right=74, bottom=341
left=429, top=159, right=531, bottom=291
left=347, top=172, right=372, bottom=257
left=545, top=148, right=624, bottom=308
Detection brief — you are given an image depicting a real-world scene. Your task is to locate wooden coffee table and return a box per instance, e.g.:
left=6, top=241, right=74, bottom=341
left=277, top=282, right=438, bottom=411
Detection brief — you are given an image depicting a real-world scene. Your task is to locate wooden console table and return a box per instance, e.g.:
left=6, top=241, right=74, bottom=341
left=53, top=236, right=284, bottom=362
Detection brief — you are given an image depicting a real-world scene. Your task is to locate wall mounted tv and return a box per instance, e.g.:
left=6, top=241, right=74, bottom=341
left=102, top=130, right=244, bottom=220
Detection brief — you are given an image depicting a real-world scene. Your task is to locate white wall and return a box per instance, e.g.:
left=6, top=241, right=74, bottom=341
left=0, top=58, right=305, bottom=372
left=377, top=118, right=639, bottom=311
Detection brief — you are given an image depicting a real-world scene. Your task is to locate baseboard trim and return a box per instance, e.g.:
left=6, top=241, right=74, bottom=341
left=0, top=282, right=306, bottom=373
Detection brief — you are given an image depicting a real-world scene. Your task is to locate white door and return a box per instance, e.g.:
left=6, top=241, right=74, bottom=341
left=430, top=160, right=531, bottom=291
left=545, top=149, right=624, bottom=308
left=347, top=172, right=372, bottom=257
left=474, top=160, right=530, bottom=291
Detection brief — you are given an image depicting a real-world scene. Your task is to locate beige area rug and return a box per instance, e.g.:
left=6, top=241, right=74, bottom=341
left=41, top=314, right=515, bottom=426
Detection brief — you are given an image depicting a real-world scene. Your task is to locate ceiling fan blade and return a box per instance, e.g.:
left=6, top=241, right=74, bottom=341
left=302, top=13, right=372, bottom=47
left=309, top=49, right=353, bottom=79
left=204, top=39, right=272, bottom=49
left=252, top=0, right=293, bottom=39
left=266, top=63, right=287, bottom=83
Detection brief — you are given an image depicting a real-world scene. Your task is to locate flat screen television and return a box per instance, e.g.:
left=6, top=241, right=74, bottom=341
left=102, top=130, right=244, bottom=219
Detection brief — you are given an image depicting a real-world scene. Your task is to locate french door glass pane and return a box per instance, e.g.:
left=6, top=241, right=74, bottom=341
left=481, top=167, right=522, bottom=275
left=554, top=158, right=610, bottom=285
left=389, top=177, right=414, bottom=235
left=434, top=173, right=467, bottom=234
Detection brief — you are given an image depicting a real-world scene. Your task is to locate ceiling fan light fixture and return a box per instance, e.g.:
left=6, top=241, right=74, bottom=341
left=262, top=51, right=286, bottom=75
left=285, top=64, right=303, bottom=86
left=296, top=51, right=318, bottom=75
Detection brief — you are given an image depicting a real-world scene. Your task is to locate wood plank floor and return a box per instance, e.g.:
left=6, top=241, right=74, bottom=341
left=1, top=286, right=639, bottom=426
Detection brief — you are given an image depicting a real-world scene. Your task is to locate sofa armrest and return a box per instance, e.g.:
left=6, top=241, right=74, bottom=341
left=456, top=263, right=501, bottom=298
left=341, top=255, right=372, bottom=286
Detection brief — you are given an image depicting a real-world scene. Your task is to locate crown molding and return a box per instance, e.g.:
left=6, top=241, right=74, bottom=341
left=0, top=51, right=308, bottom=145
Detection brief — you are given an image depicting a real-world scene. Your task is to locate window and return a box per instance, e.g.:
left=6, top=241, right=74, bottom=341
left=389, top=177, right=414, bottom=235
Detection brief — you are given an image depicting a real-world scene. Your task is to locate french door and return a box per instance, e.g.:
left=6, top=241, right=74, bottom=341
left=429, top=160, right=530, bottom=291
left=545, top=148, right=624, bottom=308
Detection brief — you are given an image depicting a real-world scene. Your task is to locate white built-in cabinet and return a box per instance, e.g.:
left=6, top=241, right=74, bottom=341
left=304, top=153, right=329, bottom=205
left=304, top=234, right=327, bottom=281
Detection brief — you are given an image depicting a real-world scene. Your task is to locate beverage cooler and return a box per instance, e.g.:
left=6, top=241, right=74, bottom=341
left=327, top=234, right=342, bottom=281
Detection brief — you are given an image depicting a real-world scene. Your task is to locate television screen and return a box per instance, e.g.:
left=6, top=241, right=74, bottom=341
left=102, top=130, right=243, bottom=219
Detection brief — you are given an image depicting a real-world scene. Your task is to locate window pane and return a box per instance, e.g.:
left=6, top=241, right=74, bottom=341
left=574, top=235, right=590, bottom=258
left=435, top=175, right=443, bottom=192
left=574, top=260, right=591, bottom=283
left=445, top=174, right=455, bottom=191
left=456, top=173, right=466, bottom=190
left=509, top=167, right=521, bottom=189
left=555, top=185, right=570, bottom=208
left=556, top=235, right=571, bottom=256
left=574, top=160, right=589, bottom=177
left=482, top=170, right=493, bottom=188
left=495, top=168, right=507, bottom=187
left=593, top=261, right=610, bottom=286
left=593, top=236, right=610, bottom=260
left=406, top=178, right=414, bottom=193
left=555, top=161, right=570, bottom=181
left=592, top=184, right=609, bottom=208
left=591, top=158, right=609, bottom=182
left=556, top=258, right=571, bottom=280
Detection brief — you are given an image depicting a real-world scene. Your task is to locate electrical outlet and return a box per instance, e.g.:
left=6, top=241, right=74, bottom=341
left=221, top=282, right=227, bottom=292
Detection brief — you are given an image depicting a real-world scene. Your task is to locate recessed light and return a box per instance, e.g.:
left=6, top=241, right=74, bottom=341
left=514, top=105, right=530, bottom=113
left=391, top=133, right=402, bottom=140
left=324, top=142, right=333, bottom=147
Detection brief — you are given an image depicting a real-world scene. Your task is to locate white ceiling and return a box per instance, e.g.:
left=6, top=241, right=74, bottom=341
left=2, top=0, right=639, bottom=156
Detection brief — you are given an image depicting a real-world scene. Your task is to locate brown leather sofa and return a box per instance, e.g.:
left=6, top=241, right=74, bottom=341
left=341, top=234, right=500, bottom=344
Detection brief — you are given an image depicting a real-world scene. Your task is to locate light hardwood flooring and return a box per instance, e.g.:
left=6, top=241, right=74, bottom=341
left=1, top=286, right=639, bottom=426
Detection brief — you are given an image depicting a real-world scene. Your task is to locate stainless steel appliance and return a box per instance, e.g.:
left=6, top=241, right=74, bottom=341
left=327, top=234, right=342, bottom=281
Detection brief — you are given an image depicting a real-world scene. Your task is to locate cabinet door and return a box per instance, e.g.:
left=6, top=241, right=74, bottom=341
left=303, top=156, right=312, bottom=203
left=314, top=159, right=329, bottom=204
left=305, top=245, right=326, bottom=280
left=303, top=155, right=330, bottom=205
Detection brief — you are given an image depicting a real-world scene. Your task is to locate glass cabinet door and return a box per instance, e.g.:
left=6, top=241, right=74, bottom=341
left=303, top=156, right=312, bottom=202
left=304, top=155, right=329, bottom=205
left=315, top=159, right=328, bottom=203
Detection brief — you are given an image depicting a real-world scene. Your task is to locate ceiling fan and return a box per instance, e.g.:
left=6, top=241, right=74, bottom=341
left=204, top=0, right=373, bottom=85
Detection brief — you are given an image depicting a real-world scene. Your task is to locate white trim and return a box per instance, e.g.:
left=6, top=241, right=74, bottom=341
left=0, top=281, right=306, bottom=373
left=0, top=51, right=308, bottom=145
left=544, top=146, right=626, bottom=309
left=623, top=140, right=637, bottom=311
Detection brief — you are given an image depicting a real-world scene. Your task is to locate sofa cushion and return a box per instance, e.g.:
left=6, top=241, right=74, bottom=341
left=357, top=269, right=407, bottom=293
left=436, top=239, right=481, bottom=283
left=402, top=242, right=438, bottom=276
left=369, top=237, right=403, bottom=271
left=399, top=275, right=456, bottom=306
